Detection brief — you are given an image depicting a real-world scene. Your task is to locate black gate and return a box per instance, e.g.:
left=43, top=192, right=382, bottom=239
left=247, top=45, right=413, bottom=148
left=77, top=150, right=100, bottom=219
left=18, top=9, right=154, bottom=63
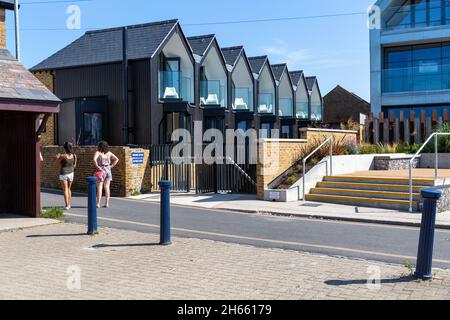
left=150, top=145, right=256, bottom=194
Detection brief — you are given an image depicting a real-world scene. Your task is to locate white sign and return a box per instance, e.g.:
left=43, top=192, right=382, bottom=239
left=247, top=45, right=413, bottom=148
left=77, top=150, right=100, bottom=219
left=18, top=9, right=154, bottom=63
left=269, top=192, right=281, bottom=201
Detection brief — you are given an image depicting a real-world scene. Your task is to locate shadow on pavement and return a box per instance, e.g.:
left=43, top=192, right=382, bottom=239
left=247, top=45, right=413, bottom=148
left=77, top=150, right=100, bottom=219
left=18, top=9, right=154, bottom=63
left=92, top=243, right=159, bottom=249
left=325, top=275, right=416, bottom=286
left=27, top=233, right=87, bottom=238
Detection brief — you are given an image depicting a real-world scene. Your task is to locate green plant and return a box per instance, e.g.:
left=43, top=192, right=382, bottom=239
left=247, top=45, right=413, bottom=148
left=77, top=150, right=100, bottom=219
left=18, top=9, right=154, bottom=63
left=131, top=190, right=142, bottom=197
left=358, top=144, right=378, bottom=155
left=403, top=260, right=414, bottom=276
left=40, top=207, right=64, bottom=220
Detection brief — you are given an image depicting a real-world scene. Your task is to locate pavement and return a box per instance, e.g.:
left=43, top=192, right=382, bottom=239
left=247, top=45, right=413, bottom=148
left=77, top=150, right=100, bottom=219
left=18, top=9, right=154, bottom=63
left=129, top=192, right=450, bottom=229
left=0, top=214, right=60, bottom=232
left=41, top=190, right=450, bottom=269
left=1, top=222, right=450, bottom=300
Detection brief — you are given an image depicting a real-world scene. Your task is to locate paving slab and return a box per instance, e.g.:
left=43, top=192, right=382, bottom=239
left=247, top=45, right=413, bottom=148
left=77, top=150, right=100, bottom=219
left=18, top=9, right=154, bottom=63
left=0, top=214, right=60, bottom=232
left=0, top=223, right=449, bottom=300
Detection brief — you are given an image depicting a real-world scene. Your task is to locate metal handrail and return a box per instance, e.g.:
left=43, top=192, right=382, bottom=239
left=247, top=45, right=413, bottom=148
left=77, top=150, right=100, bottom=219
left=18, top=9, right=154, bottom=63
left=303, top=136, right=334, bottom=200
left=409, top=132, right=450, bottom=212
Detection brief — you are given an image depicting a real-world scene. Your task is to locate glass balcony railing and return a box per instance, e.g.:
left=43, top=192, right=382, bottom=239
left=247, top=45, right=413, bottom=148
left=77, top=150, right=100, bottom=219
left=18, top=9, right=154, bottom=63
left=232, top=87, right=253, bottom=112
left=159, top=71, right=193, bottom=102
left=278, top=98, right=293, bottom=117
left=311, top=105, right=322, bottom=122
left=200, top=80, right=226, bottom=107
left=382, top=64, right=450, bottom=93
left=296, top=101, right=309, bottom=119
left=257, top=93, right=275, bottom=114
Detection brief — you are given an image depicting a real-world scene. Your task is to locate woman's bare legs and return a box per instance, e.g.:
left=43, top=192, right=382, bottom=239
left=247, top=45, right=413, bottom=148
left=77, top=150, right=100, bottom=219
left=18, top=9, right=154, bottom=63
left=96, top=181, right=104, bottom=208
left=67, top=180, right=73, bottom=209
left=60, top=180, right=69, bottom=209
left=104, top=181, right=111, bottom=208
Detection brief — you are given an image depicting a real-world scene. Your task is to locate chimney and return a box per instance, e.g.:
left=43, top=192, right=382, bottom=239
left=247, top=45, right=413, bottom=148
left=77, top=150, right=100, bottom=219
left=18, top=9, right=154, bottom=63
left=0, top=7, right=5, bottom=48
left=0, top=1, right=17, bottom=50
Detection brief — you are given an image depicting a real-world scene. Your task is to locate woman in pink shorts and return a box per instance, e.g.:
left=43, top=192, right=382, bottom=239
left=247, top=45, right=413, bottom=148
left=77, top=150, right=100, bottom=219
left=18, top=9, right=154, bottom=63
left=93, top=141, right=119, bottom=208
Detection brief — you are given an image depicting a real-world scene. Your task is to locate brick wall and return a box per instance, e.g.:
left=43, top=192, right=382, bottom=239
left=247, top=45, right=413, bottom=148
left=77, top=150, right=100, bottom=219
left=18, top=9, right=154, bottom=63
left=0, top=8, right=5, bottom=49
left=41, top=146, right=152, bottom=197
left=256, top=139, right=307, bottom=199
left=33, top=71, right=56, bottom=146
left=256, top=129, right=358, bottom=198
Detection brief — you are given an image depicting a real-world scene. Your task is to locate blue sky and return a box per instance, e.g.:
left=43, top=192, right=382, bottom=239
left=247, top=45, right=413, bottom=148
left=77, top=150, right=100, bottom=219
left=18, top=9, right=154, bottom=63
left=4, top=0, right=374, bottom=100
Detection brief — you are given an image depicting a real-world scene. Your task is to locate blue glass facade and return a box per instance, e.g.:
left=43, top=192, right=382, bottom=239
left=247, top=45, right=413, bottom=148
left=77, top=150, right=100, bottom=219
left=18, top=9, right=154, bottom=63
left=383, top=42, right=450, bottom=93
left=383, top=105, right=450, bottom=118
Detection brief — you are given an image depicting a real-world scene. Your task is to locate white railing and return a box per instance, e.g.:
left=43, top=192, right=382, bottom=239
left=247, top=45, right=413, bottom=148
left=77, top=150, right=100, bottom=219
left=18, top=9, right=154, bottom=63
left=303, top=136, right=334, bottom=200
left=409, top=132, right=450, bottom=212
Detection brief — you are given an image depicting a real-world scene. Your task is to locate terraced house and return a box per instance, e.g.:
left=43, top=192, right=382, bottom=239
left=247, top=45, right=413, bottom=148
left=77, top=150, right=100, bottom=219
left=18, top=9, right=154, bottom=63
left=32, top=19, right=323, bottom=148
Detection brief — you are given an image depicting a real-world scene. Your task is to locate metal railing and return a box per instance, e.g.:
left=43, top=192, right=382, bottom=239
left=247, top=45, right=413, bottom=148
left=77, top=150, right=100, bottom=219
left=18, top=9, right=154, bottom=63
left=303, top=136, right=334, bottom=200
left=409, top=132, right=450, bottom=212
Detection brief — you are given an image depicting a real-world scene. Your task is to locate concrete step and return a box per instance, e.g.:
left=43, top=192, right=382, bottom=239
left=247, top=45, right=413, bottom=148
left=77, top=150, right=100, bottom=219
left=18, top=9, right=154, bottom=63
left=310, top=187, right=421, bottom=201
left=323, top=176, right=435, bottom=187
left=305, top=194, right=418, bottom=211
left=316, top=181, right=426, bottom=193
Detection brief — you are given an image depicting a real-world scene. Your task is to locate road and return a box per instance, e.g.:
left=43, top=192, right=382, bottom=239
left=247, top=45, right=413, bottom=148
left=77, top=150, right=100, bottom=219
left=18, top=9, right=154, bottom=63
left=41, top=190, right=450, bottom=269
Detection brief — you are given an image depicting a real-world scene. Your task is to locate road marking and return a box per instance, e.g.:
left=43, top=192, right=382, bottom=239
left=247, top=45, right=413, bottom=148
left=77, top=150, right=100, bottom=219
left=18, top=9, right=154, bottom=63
left=65, top=213, right=450, bottom=265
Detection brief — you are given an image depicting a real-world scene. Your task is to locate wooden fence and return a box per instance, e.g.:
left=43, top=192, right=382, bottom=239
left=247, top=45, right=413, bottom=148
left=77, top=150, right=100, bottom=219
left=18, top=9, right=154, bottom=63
left=365, top=110, right=448, bottom=145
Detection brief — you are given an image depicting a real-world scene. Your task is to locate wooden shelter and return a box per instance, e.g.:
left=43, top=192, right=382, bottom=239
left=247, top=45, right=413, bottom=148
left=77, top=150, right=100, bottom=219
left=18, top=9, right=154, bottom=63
left=0, top=49, right=60, bottom=217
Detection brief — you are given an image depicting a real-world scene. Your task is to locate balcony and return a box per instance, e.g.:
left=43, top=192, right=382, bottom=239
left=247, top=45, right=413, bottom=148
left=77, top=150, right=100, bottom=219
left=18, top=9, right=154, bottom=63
left=311, top=105, right=322, bottom=121
left=159, top=71, right=193, bottom=102
left=278, top=98, right=293, bottom=117
left=200, top=80, right=226, bottom=107
left=232, top=87, right=253, bottom=112
left=257, top=93, right=275, bottom=114
left=296, top=101, right=309, bottom=119
left=383, top=64, right=450, bottom=93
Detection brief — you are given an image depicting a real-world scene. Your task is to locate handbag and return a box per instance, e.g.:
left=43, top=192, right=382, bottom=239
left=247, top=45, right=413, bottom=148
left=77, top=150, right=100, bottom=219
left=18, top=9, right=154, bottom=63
left=94, top=170, right=104, bottom=181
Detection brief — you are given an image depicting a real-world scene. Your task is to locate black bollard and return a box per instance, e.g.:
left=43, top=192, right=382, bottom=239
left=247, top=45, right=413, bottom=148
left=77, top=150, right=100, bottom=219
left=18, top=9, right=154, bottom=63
left=159, top=180, right=172, bottom=245
left=415, top=188, right=442, bottom=281
left=86, top=176, right=98, bottom=235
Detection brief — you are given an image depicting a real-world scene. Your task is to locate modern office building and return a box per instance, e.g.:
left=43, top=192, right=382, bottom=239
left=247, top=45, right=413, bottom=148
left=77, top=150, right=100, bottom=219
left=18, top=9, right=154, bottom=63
left=370, top=0, right=450, bottom=119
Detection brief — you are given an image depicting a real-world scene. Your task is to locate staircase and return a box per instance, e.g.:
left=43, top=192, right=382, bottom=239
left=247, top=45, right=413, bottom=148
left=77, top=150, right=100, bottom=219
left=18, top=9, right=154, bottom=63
left=305, top=176, right=436, bottom=211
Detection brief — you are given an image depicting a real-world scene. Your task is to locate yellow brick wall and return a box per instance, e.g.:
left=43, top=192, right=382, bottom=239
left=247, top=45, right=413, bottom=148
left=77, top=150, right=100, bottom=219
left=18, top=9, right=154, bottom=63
left=0, top=8, right=5, bottom=49
left=256, top=129, right=358, bottom=198
left=41, top=146, right=152, bottom=197
left=256, top=140, right=307, bottom=199
left=33, top=71, right=56, bottom=146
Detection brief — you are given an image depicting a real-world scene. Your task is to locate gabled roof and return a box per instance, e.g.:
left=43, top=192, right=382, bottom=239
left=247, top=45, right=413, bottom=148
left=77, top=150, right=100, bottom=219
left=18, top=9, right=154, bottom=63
left=325, top=85, right=370, bottom=106
left=289, top=70, right=304, bottom=86
left=31, top=19, right=180, bottom=71
left=0, top=49, right=61, bottom=105
left=0, top=0, right=15, bottom=10
left=305, top=76, right=317, bottom=91
left=187, top=34, right=215, bottom=56
left=221, top=46, right=244, bottom=67
left=271, top=64, right=288, bottom=81
left=248, top=56, right=267, bottom=75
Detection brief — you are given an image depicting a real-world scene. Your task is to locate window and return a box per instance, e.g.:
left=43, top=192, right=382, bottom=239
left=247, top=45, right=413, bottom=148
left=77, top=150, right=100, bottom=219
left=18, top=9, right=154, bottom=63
left=83, top=113, right=103, bottom=146
left=383, top=42, right=450, bottom=92
left=260, top=122, right=272, bottom=139
left=163, top=112, right=191, bottom=144
left=236, top=120, right=251, bottom=132
left=281, top=125, right=291, bottom=139
left=385, top=0, right=448, bottom=30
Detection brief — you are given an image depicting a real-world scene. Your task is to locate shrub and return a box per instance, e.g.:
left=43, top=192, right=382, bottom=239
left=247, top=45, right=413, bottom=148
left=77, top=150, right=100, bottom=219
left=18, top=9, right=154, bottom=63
left=40, top=207, right=64, bottom=220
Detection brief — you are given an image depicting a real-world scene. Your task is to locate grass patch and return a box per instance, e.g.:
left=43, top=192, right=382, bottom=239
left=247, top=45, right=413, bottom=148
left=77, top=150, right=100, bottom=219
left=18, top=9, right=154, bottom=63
left=40, top=207, right=64, bottom=220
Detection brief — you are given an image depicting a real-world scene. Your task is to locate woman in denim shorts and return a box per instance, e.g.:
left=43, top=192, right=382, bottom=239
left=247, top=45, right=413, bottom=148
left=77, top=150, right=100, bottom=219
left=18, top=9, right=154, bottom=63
left=54, top=142, right=77, bottom=210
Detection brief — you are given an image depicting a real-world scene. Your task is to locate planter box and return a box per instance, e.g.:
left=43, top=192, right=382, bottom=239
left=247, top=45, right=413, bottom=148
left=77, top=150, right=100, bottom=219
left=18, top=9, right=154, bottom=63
left=420, top=153, right=450, bottom=169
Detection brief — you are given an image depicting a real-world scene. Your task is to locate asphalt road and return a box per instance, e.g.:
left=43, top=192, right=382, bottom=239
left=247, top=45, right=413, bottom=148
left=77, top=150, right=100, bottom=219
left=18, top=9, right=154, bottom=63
left=41, top=190, right=450, bottom=269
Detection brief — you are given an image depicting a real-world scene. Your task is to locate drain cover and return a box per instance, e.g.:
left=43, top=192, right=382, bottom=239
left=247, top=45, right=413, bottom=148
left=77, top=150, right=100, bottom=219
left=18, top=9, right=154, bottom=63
left=300, top=203, right=323, bottom=208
